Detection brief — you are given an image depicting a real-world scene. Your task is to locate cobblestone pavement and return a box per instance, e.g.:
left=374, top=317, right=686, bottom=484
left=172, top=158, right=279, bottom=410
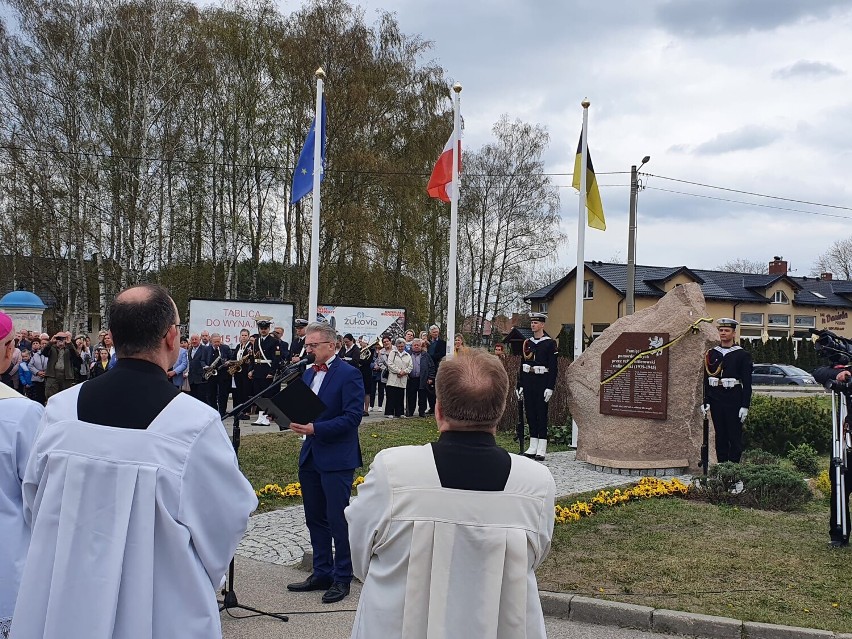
left=235, top=448, right=692, bottom=566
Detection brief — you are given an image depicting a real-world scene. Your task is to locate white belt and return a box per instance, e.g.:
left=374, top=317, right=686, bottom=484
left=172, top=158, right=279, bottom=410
left=708, top=377, right=740, bottom=388
left=522, top=364, right=549, bottom=374
left=255, top=359, right=271, bottom=365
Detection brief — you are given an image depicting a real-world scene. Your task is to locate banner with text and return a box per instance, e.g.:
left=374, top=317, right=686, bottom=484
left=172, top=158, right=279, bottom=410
left=316, top=305, right=406, bottom=343
left=189, top=299, right=294, bottom=346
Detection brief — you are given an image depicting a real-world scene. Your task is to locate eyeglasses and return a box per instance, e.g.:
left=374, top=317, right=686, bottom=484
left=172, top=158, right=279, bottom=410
left=305, top=341, right=332, bottom=349
left=162, top=323, right=179, bottom=339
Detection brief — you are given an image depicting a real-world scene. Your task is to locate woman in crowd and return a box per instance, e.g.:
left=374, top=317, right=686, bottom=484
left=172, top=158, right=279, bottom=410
left=385, top=337, right=412, bottom=418
left=89, top=347, right=112, bottom=378
left=18, top=349, right=33, bottom=397
left=454, top=333, right=466, bottom=355
left=171, top=337, right=189, bottom=391
left=373, top=335, right=392, bottom=413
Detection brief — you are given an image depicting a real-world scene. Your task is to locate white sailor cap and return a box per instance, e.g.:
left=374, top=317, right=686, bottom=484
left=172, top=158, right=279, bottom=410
left=716, top=318, right=738, bottom=329
left=255, top=315, right=273, bottom=328
left=529, top=312, right=548, bottom=323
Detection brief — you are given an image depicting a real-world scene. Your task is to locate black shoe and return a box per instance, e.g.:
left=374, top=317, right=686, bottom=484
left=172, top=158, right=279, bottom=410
left=424, top=409, right=434, bottom=416
left=418, top=413, right=425, bottom=418
left=322, top=581, right=350, bottom=604
left=362, top=411, right=369, bottom=417
left=287, top=573, right=333, bottom=592
left=535, top=455, right=546, bottom=461
left=523, top=453, right=536, bottom=459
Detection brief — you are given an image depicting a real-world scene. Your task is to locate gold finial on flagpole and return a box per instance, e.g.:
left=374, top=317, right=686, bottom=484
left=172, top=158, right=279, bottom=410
left=315, top=67, right=326, bottom=80
left=582, top=98, right=590, bottom=108
left=452, top=82, right=462, bottom=93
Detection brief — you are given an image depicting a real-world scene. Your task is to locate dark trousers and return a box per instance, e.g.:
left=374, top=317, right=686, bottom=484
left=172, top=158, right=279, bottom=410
left=30, top=381, right=46, bottom=405
left=385, top=386, right=404, bottom=417
left=216, top=376, right=232, bottom=416
left=711, top=402, right=743, bottom=463
left=405, top=377, right=427, bottom=417
left=372, top=381, right=386, bottom=408
left=233, top=373, right=251, bottom=412
left=299, top=455, right=354, bottom=583
left=190, top=381, right=208, bottom=403
left=522, top=376, right=550, bottom=438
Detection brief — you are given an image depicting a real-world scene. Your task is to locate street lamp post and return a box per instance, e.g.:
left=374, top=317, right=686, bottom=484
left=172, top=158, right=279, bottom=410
left=625, top=155, right=650, bottom=316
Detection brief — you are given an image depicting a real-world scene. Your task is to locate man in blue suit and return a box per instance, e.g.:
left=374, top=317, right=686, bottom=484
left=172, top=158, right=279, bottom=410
left=287, top=321, right=364, bottom=603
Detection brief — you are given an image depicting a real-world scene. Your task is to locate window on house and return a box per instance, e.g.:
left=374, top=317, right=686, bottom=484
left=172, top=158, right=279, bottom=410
left=583, top=280, right=594, bottom=300
left=771, top=290, right=789, bottom=304
left=794, top=315, right=815, bottom=328
left=768, top=314, right=790, bottom=327
left=538, top=302, right=548, bottom=313
left=592, top=323, right=610, bottom=337
left=739, top=313, right=764, bottom=325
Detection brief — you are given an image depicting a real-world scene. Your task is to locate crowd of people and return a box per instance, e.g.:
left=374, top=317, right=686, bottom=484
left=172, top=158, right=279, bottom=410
left=1, top=292, right=558, bottom=639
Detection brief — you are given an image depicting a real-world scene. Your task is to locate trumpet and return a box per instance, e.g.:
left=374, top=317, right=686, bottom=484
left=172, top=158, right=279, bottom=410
left=202, top=354, right=222, bottom=380
left=360, top=338, right=380, bottom=360
left=227, top=351, right=253, bottom=375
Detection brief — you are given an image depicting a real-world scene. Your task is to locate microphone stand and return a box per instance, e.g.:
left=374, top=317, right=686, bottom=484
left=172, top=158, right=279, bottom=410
left=218, top=364, right=303, bottom=622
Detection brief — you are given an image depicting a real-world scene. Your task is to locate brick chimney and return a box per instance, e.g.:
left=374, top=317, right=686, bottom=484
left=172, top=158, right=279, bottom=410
left=768, top=256, right=787, bottom=275
left=821, top=272, right=833, bottom=281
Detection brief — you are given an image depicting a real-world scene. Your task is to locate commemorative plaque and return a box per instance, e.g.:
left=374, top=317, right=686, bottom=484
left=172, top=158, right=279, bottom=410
left=599, top=332, right=669, bottom=420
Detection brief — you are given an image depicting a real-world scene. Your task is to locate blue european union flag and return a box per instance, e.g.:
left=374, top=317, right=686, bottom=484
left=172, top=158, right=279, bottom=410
left=291, top=97, right=327, bottom=204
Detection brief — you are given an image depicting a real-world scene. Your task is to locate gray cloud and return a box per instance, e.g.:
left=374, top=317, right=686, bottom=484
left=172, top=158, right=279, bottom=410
left=655, top=0, right=850, bottom=37
left=773, top=60, right=844, bottom=80
left=692, top=126, right=781, bottom=155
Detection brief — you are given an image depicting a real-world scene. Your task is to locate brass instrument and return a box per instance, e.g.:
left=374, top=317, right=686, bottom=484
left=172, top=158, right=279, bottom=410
left=227, top=351, right=253, bottom=375
left=359, top=338, right=380, bottom=361
left=202, top=354, right=222, bottom=380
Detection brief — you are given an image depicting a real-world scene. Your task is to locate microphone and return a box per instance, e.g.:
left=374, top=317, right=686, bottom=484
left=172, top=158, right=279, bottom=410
left=287, top=358, right=310, bottom=370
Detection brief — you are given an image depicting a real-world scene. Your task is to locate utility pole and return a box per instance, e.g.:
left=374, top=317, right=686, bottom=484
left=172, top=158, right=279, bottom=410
left=625, top=156, right=649, bottom=316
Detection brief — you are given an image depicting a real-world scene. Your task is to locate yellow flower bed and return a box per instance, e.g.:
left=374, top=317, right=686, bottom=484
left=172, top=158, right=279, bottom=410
left=815, top=469, right=831, bottom=497
left=554, top=477, right=690, bottom=524
left=256, top=476, right=367, bottom=499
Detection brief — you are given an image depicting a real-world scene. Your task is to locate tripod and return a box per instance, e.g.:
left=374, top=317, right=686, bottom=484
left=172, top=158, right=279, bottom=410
left=218, top=365, right=304, bottom=622
left=828, top=382, right=852, bottom=547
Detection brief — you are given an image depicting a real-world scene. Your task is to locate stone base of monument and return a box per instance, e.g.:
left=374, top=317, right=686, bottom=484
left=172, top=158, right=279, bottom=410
left=583, top=455, right=688, bottom=477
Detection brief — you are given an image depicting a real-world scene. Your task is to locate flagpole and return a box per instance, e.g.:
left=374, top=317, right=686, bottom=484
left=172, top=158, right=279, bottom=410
left=308, top=67, right=325, bottom=324
left=572, top=98, right=590, bottom=448
left=446, top=82, right=462, bottom=359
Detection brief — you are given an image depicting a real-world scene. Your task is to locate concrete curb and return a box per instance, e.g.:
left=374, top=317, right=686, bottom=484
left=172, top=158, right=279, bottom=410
left=539, top=591, right=845, bottom=639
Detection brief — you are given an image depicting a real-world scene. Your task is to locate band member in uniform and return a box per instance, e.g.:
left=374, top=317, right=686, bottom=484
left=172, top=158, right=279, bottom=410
left=209, top=333, right=232, bottom=417
left=249, top=316, right=282, bottom=426
left=516, top=312, right=558, bottom=461
left=341, top=334, right=359, bottom=367
left=231, top=329, right=253, bottom=418
left=272, top=326, right=291, bottom=363
left=290, top=318, right=310, bottom=364
left=702, top=318, right=752, bottom=463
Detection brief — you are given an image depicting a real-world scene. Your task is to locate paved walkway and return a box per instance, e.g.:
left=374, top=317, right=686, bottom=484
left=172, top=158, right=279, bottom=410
left=235, top=444, right=691, bottom=566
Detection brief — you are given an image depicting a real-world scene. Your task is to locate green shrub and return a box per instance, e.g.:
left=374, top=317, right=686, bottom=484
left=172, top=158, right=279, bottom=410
left=740, top=448, right=780, bottom=466
left=693, top=461, right=811, bottom=511
left=743, top=395, right=830, bottom=455
left=786, top=442, right=821, bottom=477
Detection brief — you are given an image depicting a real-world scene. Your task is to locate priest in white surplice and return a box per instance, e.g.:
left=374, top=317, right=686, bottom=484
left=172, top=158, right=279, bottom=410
left=0, top=312, right=43, bottom=638
left=11, top=284, right=258, bottom=639
left=346, top=350, right=556, bottom=639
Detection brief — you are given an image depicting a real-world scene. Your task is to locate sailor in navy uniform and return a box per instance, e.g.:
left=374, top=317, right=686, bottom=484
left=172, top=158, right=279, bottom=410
left=249, top=316, right=282, bottom=426
left=290, top=318, right=310, bottom=364
left=702, top=318, right=752, bottom=463
left=516, top=312, right=558, bottom=461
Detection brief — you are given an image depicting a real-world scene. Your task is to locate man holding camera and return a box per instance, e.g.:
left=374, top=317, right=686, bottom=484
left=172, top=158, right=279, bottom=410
left=702, top=318, right=752, bottom=464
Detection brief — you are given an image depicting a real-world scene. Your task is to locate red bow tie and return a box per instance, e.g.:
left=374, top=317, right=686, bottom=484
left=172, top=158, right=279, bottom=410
left=312, top=363, right=328, bottom=373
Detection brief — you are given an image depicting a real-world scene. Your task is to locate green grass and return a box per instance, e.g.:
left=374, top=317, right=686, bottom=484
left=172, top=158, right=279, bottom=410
left=239, top=417, right=569, bottom=512
left=538, top=495, right=849, bottom=632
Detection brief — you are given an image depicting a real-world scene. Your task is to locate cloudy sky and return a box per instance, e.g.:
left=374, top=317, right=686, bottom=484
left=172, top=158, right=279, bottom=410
left=346, top=0, right=852, bottom=275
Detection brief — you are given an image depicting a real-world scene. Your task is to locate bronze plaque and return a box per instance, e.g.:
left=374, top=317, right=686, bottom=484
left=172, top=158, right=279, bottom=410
left=599, top=332, right=669, bottom=420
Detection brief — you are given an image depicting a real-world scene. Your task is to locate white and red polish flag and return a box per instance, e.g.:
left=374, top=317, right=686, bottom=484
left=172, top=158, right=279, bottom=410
left=427, top=132, right=462, bottom=202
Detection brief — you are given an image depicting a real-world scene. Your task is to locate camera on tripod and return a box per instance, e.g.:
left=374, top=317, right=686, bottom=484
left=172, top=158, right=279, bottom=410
left=810, top=327, right=852, bottom=367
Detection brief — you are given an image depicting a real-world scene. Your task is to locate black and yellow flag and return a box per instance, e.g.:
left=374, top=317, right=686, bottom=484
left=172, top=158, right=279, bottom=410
left=572, top=134, right=606, bottom=231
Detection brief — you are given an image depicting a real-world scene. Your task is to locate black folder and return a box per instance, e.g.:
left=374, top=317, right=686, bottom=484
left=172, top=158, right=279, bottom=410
left=255, top=377, right=326, bottom=430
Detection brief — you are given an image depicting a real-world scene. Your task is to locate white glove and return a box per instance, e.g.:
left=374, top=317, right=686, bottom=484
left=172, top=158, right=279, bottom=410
left=543, top=389, right=553, bottom=403
left=515, top=388, right=523, bottom=400
left=700, top=404, right=710, bottom=418
left=739, top=408, right=748, bottom=422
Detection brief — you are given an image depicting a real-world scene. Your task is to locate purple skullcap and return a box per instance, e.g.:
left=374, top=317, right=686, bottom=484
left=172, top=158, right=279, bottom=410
left=0, top=312, right=13, bottom=340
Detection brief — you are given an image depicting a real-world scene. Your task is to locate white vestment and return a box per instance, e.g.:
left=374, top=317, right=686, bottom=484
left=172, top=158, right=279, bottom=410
left=345, top=444, right=556, bottom=639
left=11, top=386, right=258, bottom=639
left=0, top=386, right=42, bottom=637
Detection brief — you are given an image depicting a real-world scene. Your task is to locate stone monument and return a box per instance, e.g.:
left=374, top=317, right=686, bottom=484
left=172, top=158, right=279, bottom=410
left=567, top=283, right=718, bottom=474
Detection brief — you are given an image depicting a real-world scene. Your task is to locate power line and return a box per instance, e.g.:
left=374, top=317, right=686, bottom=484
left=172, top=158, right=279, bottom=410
left=643, top=172, right=852, bottom=212
left=644, top=186, right=852, bottom=221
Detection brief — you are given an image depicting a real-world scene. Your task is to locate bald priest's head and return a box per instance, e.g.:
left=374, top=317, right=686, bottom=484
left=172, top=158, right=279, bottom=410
left=435, top=349, right=509, bottom=434
left=108, top=284, right=181, bottom=372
